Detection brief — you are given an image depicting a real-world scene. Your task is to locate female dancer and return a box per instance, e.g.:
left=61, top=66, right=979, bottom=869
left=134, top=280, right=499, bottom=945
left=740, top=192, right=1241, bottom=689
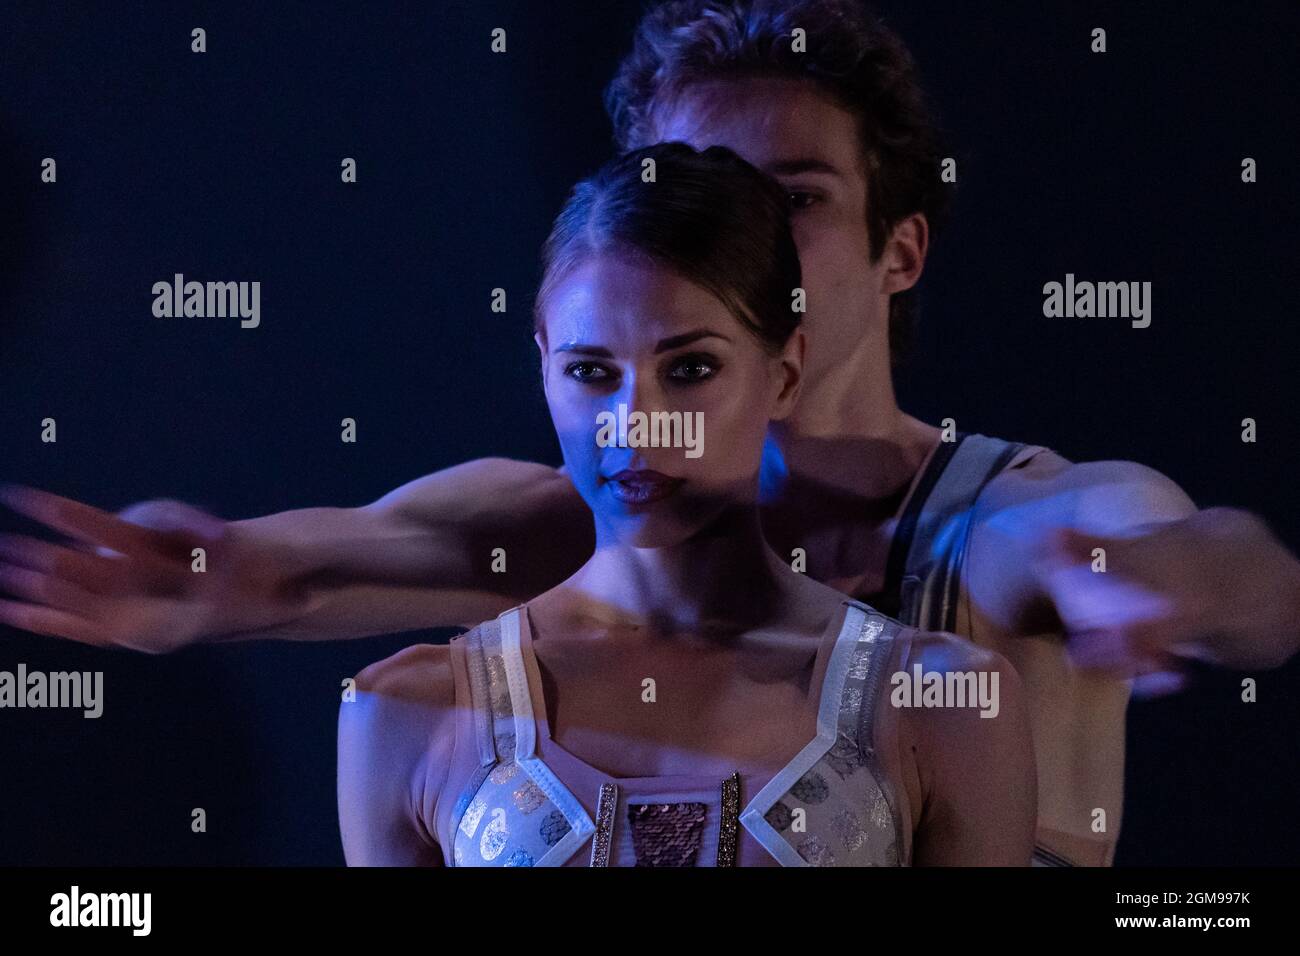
left=337, top=142, right=1036, bottom=866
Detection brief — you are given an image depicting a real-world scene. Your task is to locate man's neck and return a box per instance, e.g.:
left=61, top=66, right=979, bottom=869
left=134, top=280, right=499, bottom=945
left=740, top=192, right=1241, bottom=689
left=768, top=343, right=939, bottom=501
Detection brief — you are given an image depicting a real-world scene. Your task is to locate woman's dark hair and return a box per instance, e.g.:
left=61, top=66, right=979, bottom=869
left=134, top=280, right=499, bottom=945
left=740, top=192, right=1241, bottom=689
left=534, top=141, right=802, bottom=354
left=605, top=0, right=953, bottom=367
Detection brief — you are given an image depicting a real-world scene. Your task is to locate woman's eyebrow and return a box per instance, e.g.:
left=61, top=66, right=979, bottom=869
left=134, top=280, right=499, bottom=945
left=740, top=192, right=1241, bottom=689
left=654, top=329, right=731, bottom=353
left=556, top=329, right=731, bottom=356
left=555, top=342, right=612, bottom=356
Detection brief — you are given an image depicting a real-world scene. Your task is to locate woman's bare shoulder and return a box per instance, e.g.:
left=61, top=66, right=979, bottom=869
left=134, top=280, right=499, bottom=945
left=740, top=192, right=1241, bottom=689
left=343, top=638, right=466, bottom=778
left=894, top=629, right=1037, bottom=864
left=353, top=640, right=457, bottom=708
left=901, top=628, right=1015, bottom=675
left=894, top=629, right=1032, bottom=785
left=342, top=638, right=470, bottom=799
left=338, top=640, right=466, bottom=864
left=782, top=572, right=866, bottom=637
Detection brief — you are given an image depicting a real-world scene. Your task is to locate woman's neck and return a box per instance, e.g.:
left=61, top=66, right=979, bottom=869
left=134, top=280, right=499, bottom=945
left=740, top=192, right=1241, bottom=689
left=566, top=506, right=795, bottom=636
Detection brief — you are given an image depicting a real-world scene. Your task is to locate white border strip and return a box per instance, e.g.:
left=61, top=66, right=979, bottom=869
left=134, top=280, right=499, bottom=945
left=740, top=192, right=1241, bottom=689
left=499, top=607, right=596, bottom=865
left=738, top=603, right=868, bottom=866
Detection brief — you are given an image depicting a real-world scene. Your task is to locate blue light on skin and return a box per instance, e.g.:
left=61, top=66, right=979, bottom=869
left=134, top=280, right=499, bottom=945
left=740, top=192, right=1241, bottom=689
left=758, top=432, right=789, bottom=505
left=928, top=515, right=965, bottom=564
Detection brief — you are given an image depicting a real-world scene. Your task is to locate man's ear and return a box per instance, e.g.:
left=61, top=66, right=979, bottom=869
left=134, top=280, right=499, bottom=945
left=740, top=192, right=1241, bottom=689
left=881, top=212, right=929, bottom=296
left=533, top=331, right=549, bottom=391
left=771, top=328, right=805, bottom=420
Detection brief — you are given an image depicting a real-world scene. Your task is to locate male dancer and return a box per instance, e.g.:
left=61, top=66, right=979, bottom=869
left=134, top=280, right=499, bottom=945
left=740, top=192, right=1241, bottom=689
left=2, top=0, right=1298, bottom=865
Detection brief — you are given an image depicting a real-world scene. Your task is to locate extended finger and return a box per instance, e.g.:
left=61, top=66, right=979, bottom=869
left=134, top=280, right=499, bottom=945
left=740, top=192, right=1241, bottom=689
left=1067, top=625, right=1178, bottom=676
left=0, top=532, right=129, bottom=595
left=1130, top=670, right=1190, bottom=699
left=0, top=485, right=184, bottom=563
left=0, top=596, right=111, bottom=646
left=0, top=561, right=108, bottom=619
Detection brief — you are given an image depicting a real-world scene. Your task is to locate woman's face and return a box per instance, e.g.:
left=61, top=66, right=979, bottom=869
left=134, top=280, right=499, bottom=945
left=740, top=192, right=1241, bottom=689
left=537, top=248, right=803, bottom=548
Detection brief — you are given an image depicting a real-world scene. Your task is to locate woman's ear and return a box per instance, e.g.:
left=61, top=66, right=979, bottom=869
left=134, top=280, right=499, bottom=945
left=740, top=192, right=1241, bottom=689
left=771, top=328, right=805, bottom=420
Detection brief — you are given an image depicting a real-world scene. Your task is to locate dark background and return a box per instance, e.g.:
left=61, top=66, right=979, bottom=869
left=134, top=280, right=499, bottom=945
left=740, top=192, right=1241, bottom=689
left=0, top=0, right=1295, bottom=865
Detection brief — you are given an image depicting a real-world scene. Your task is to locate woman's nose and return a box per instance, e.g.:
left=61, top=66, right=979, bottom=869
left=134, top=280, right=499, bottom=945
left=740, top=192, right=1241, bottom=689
left=615, top=368, right=664, bottom=415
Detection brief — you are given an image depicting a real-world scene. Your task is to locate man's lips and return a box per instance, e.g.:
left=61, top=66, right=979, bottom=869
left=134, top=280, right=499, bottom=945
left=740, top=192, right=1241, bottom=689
left=603, top=469, right=684, bottom=504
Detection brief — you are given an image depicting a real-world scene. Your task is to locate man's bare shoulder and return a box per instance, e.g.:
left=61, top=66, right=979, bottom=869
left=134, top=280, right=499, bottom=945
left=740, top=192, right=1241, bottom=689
left=972, top=445, right=1071, bottom=512
left=978, top=445, right=1194, bottom=531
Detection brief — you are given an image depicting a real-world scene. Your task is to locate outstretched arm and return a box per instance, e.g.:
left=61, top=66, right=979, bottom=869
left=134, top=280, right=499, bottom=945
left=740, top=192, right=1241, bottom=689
left=968, top=452, right=1300, bottom=686
left=0, top=457, right=594, bottom=652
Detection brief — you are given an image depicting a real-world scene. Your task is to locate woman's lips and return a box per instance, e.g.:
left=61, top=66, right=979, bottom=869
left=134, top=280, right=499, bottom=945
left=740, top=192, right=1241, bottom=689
left=605, top=469, right=684, bottom=504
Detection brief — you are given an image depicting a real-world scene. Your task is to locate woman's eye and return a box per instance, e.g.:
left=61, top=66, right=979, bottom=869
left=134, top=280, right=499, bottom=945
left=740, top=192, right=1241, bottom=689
left=667, top=357, right=719, bottom=383
left=563, top=361, right=613, bottom=383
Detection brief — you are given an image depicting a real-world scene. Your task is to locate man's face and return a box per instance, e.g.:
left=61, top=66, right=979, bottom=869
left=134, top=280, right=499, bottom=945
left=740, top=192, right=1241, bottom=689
left=653, top=77, right=889, bottom=383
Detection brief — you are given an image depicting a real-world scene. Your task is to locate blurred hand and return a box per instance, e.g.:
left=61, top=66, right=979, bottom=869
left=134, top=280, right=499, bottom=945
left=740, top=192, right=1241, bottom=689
left=1034, top=507, right=1300, bottom=696
left=0, top=485, right=309, bottom=653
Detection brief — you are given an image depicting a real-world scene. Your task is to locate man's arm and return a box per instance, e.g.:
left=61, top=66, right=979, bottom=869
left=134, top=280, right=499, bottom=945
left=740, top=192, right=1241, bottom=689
left=967, top=450, right=1300, bottom=676
left=0, top=457, right=594, bottom=651
left=225, top=457, right=596, bottom=637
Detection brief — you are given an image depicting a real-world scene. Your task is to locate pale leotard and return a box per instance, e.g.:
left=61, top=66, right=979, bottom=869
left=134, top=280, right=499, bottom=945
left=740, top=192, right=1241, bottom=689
left=432, top=599, right=916, bottom=866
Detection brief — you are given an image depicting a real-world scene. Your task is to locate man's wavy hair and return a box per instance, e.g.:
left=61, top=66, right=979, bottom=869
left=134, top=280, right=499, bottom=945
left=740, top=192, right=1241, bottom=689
left=605, top=0, right=953, bottom=367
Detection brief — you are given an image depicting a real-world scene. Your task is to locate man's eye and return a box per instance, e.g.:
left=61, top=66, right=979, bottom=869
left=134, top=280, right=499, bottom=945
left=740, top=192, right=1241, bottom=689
left=564, top=361, right=612, bottom=383
left=788, top=190, right=820, bottom=210
left=668, top=357, right=718, bottom=383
